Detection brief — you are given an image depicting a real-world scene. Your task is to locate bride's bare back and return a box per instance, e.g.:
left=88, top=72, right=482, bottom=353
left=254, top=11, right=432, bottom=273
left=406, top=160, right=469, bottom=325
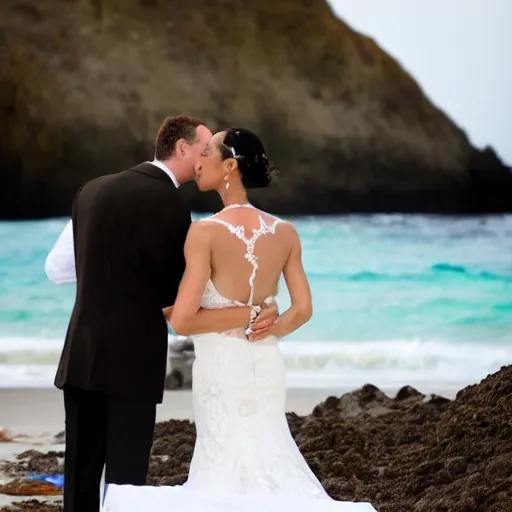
left=201, top=205, right=292, bottom=306
left=170, top=203, right=311, bottom=339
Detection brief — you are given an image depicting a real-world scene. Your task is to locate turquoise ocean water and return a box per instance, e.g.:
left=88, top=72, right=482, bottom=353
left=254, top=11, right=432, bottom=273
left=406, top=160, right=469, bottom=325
left=1, top=214, right=511, bottom=391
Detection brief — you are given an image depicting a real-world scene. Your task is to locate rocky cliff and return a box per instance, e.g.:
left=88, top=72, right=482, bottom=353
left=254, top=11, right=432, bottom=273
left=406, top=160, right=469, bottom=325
left=1, top=0, right=511, bottom=219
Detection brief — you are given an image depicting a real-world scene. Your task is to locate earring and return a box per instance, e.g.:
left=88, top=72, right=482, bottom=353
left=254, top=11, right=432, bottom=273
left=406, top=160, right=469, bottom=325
left=224, top=175, right=229, bottom=190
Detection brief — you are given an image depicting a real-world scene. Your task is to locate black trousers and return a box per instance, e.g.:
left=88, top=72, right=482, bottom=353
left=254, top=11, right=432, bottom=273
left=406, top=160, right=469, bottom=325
left=63, top=387, right=157, bottom=512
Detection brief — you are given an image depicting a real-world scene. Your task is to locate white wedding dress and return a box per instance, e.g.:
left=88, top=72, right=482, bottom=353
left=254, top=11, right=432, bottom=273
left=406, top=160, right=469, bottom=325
left=103, top=212, right=376, bottom=511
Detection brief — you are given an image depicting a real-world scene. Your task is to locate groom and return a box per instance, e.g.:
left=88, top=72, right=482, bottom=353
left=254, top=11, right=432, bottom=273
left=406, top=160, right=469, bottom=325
left=45, top=115, right=278, bottom=512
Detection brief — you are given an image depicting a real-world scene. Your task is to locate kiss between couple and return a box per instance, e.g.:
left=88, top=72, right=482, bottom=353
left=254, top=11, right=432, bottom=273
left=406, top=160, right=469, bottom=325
left=45, top=116, right=376, bottom=512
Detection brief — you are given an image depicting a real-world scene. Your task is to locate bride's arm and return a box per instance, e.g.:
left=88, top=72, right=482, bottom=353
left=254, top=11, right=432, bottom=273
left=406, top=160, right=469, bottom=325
left=167, top=223, right=252, bottom=336
left=251, top=225, right=312, bottom=340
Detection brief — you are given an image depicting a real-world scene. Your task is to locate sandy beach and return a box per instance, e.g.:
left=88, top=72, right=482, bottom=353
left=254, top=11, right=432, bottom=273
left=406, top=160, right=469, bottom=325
left=1, top=384, right=460, bottom=438
left=1, top=367, right=511, bottom=511
left=0, top=387, right=382, bottom=473
left=1, top=386, right=360, bottom=509
left=0, top=384, right=462, bottom=511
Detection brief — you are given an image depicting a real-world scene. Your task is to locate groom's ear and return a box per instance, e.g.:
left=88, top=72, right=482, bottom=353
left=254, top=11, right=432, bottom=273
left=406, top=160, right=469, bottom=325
left=176, top=139, right=185, bottom=156
left=175, top=138, right=187, bottom=158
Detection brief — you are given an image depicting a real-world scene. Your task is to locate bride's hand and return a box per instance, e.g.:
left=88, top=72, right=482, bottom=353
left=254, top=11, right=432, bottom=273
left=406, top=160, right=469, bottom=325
left=249, top=303, right=278, bottom=342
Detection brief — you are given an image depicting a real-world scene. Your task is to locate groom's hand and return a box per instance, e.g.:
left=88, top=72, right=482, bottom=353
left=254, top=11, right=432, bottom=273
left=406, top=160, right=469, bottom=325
left=249, top=303, right=278, bottom=342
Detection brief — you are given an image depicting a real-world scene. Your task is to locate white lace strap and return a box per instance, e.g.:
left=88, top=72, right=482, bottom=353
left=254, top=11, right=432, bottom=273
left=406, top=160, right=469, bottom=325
left=200, top=218, right=247, bottom=241
left=266, top=218, right=281, bottom=233
left=200, top=217, right=231, bottom=228
left=200, top=216, right=281, bottom=306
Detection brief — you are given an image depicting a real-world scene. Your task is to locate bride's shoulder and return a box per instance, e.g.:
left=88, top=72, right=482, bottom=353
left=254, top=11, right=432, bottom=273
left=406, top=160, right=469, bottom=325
left=277, top=218, right=298, bottom=237
left=186, top=219, right=215, bottom=239
left=192, top=215, right=224, bottom=228
left=254, top=210, right=293, bottom=230
left=261, top=214, right=299, bottom=242
left=263, top=212, right=292, bottom=228
left=256, top=209, right=288, bottom=225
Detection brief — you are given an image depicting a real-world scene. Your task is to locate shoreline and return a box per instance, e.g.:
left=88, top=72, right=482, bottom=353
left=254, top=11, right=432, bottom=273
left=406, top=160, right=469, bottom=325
left=0, top=385, right=459, bottom=439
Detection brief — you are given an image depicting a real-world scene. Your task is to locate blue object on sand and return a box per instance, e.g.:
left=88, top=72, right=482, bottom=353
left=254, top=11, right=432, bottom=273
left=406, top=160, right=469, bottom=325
left=26, top=474, right=64, bottom=487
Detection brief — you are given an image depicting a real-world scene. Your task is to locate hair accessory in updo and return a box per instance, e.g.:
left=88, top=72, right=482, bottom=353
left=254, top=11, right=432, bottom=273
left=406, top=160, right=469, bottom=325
left=221, top=128, right=278, bottom=189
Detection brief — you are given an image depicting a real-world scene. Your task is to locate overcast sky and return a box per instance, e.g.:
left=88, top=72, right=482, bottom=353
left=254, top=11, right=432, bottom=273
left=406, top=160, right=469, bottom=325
left=328, top=0, right=511, bottom=164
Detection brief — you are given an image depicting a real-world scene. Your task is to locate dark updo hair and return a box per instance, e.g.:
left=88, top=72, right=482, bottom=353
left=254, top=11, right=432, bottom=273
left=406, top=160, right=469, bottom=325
left=220, top=128, right=278, bottom=189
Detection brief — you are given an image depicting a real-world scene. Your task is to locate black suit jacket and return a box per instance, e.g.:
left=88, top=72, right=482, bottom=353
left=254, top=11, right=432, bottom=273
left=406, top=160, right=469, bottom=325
left=54, top=163, right=191, bottom=403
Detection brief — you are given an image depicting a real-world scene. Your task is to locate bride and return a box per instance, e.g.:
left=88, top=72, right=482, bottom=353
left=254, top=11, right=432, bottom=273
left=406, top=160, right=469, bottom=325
left=102, top=129, right=376, bottom=511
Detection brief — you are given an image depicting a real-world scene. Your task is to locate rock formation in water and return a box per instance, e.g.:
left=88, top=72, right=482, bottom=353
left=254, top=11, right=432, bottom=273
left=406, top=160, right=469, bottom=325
left=1, top=0, right=511, bottom=219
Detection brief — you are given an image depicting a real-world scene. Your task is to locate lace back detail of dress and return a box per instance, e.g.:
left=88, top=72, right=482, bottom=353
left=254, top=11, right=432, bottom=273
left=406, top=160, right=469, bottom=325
left=200, top=212, right=281, bottom=306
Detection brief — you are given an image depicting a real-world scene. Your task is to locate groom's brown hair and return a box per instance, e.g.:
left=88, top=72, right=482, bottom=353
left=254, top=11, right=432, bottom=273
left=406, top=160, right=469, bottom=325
left=155, top=115, right=205, bottom=160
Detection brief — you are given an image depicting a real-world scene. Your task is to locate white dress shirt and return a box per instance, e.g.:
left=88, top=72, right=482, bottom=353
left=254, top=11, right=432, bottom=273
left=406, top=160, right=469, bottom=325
left=44, top=160, right=179, bottom=284
left=150, top=159, right=179, bottom=188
